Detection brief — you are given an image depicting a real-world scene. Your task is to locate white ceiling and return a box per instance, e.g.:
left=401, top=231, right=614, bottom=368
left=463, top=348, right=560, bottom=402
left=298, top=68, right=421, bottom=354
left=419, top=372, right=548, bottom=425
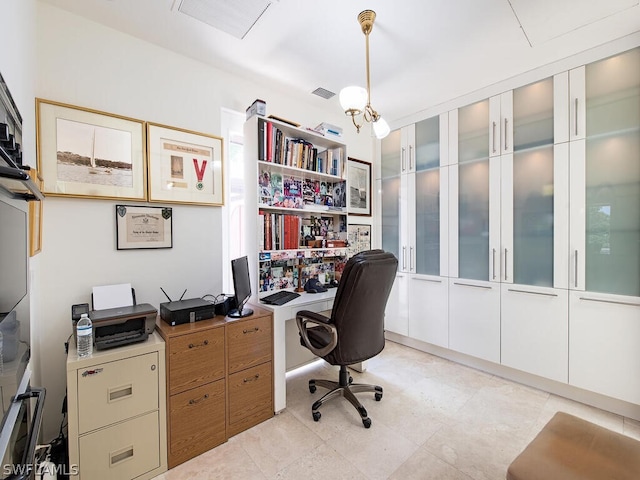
left=38, top=0, right=640, bottom=124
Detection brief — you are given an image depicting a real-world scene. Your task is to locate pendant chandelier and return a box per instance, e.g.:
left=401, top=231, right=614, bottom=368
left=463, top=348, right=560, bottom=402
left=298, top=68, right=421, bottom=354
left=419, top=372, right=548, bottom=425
left=339, top=10, right=390, bottom=139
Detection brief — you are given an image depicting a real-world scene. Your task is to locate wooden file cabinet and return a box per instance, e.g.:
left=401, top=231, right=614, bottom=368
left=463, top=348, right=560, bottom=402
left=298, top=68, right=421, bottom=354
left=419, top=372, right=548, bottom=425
left=156, top=305, right=273, bottom=468
left=156, top=317, right=227, bottom=469
left=66, top=332, right=167, bottom=480
left=226, top=311, right=273, bottom=437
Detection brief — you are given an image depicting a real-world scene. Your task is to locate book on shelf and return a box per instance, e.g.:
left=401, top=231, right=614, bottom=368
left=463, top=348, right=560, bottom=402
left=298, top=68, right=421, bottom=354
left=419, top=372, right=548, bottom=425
left=257, top=118, right=342, bottom=177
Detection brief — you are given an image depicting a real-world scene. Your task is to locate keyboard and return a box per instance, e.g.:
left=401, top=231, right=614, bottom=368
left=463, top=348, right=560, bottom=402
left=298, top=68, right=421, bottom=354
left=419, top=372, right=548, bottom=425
left=260, top=290, right=300, bottom=306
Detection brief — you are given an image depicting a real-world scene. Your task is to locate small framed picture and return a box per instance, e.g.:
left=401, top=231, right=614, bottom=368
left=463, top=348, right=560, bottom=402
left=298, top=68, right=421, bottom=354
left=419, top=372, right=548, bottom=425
left=115, top=205, right=173, bottom=250
left=347, top=157, right=372, bottom=216
left=36, top=99, right=147, bottom=201
left=146, top=122, right=224, bottom=205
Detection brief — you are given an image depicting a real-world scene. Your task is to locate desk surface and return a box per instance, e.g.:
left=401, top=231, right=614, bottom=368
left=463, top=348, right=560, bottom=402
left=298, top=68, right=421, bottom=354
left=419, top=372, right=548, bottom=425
left=257, top=288, right=337, bottom=311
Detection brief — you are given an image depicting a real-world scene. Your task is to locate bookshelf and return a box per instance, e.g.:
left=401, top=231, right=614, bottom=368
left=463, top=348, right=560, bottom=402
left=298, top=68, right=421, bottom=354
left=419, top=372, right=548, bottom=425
left=244, top=116, right=349, bottom=297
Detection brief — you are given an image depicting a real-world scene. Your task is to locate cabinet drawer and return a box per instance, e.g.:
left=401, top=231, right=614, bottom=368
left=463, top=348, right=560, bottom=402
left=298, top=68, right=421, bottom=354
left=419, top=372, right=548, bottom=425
left=169, top=379, right=226, bottom=468
left=169, top=327, right=225, bottom=395
left=77, top=352, right=159, bottom=434
left=228, top=362, right=273, bottom=436
left=78, top=411, right=160, bottom=480
left=227, top=316, right=272, bottom=374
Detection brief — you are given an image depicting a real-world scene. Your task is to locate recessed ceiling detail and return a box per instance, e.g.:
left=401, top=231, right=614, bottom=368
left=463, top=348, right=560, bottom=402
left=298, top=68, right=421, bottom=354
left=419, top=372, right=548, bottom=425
left=311, top=87, right=336, bottom=100
left=177, top=0, right=273, bottom=39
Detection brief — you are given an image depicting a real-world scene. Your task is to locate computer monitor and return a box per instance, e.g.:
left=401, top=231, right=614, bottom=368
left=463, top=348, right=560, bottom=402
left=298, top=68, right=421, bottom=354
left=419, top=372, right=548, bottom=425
left=228, top=255, right=253, bottom=318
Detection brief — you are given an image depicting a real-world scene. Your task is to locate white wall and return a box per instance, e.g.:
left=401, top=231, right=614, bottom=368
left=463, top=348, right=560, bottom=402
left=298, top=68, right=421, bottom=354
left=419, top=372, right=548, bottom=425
left=34, top=2, right=372, bottom=440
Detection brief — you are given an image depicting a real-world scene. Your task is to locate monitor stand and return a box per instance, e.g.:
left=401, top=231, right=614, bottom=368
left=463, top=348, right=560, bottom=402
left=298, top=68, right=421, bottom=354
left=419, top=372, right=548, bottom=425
left=228, top=307, right=253, bottom=318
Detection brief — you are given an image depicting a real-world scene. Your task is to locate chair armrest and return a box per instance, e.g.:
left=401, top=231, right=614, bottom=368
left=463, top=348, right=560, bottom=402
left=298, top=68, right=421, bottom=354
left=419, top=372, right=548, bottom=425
left=296, top=310, right=337, bottom=358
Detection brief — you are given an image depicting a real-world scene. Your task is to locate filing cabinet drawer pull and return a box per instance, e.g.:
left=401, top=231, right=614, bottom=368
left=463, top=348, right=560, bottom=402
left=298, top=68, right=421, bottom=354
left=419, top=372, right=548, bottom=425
left=81, top=368, right=103, bottom=377
left=188, top=340, right=209, bottom=349
left=243, top=327, right=259, bottom=334
left=109, top=385, right=133, bottom=402
left=110, top=445, right=134, bottom=465
left=188, top=393, right=210, bottom=405
left=243, top=374, right=260, bottom=383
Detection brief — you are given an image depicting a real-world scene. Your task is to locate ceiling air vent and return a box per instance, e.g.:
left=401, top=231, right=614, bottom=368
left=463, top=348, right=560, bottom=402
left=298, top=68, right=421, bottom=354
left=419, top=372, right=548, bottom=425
left=177, top=0, right=273, bottom=39
left=311, top=87, right=336, bottom=100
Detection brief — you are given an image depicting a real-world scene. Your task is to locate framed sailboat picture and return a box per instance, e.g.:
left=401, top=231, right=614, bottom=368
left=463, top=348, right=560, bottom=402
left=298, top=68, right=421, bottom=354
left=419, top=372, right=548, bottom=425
left=36, top=99, right=147, bottom=200
left=146, top=122, right=224, bottom=206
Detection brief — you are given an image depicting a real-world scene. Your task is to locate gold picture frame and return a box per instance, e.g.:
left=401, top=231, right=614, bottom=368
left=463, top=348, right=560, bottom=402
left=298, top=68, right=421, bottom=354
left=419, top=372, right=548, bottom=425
left=146, top=122, right=224, bottom=206
left=36, top=98, right=147, bottom=201
left=28, top=168, right=43, bottom=256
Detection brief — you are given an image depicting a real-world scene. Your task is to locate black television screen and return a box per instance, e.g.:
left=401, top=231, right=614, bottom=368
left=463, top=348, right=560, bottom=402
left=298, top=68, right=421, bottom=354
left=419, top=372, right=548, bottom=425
left=229, top=256, right=253, bottom=318
left=0, top=197, right=27, bottom=315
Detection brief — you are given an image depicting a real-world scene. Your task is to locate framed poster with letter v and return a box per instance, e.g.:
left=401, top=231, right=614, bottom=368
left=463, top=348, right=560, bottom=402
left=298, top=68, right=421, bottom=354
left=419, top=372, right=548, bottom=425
left=146, top=122, right=224, bottom=206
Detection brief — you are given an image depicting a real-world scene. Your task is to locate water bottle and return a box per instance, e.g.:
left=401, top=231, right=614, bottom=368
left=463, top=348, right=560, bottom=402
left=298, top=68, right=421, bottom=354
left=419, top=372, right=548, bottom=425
left=76, top=313, right=93, bottom=358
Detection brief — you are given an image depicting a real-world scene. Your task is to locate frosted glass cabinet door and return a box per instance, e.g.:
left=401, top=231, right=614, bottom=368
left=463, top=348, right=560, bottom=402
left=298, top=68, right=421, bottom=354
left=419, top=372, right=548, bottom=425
left=456, top=100, right=492, bottom=281
left=584, top=47, right=640, bottom=297
left=415, top=116, right=440, bottom=275
left=381, top=130, right=402, bottom=262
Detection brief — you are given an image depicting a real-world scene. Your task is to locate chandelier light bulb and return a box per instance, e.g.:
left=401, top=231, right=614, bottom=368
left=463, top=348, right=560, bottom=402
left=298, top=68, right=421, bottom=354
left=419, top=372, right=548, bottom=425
left=339, top=86, right=368, bottom=113
left=373, top=117, right=390, bottom=139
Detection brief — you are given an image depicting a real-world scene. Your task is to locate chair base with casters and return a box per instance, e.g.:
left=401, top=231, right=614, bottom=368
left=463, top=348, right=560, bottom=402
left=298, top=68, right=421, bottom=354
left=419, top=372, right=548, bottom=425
left=308, top=364, right=382, bottom=428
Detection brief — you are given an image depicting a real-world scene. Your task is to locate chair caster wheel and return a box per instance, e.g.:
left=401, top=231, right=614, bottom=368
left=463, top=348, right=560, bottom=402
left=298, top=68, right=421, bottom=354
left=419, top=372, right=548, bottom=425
left=309, top=385, right=316, bottom=394
left=363, top=418, right=371, bottom=428
left=349, top=376, right=353, bottom=384
left=375, top=392, right=383, bottom=401
left=312, top=411, right=321, bottom=422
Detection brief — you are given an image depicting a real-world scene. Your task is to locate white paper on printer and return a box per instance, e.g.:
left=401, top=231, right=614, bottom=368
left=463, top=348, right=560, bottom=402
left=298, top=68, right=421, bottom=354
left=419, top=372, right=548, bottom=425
left=92, top=283, right=134, bottom=310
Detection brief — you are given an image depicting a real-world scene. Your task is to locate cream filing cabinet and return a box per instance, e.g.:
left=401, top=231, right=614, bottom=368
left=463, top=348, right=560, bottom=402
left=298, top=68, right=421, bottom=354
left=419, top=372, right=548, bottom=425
left=66, top=332, right=167, bottom=480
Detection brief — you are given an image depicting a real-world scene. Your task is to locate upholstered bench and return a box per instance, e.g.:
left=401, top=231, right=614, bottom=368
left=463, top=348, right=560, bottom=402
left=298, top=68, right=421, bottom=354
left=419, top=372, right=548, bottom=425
left=507, top=411, right=640, bottom=480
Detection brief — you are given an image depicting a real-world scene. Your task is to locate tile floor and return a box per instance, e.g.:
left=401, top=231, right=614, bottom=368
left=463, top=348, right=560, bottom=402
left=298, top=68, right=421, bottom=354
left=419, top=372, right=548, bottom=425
left=153, top=340, right=640, bottom=480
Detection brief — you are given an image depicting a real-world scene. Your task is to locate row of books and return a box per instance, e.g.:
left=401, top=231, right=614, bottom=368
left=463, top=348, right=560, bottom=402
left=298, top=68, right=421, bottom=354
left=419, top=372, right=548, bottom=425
left=259, top=211, right=302, bottom=251
left=259, top=169, right=347, bottom=209
left=257, top=118, right=344, bottom=176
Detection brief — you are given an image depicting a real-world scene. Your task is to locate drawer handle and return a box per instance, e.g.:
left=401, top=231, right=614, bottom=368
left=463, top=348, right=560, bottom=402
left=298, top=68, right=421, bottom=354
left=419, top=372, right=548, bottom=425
left=189, top=340, right=209, bottom=349
left=243, top=327, right=259, bottom=334
left=189, top=394, right=210, bottom=405
left=81, top=368, right=103, bottom=377
left=110, top=445, right=134, bottom=465
left=109, top=385, right=133, bottom=402
left=243, top=374, right=260, bottom=383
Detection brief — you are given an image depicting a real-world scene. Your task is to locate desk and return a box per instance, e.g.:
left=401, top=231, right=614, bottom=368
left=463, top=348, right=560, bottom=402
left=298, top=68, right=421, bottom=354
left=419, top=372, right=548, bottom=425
left=259, top=289, right=337, bottom=412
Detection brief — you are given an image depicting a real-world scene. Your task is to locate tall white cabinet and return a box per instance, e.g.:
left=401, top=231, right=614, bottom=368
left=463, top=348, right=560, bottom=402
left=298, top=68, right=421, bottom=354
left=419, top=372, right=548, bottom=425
left=380, top=45, right=640, bottom=408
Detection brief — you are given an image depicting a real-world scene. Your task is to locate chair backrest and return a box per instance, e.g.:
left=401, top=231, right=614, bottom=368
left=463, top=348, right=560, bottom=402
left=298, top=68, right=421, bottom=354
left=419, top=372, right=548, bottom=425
left=328, top=250, right=398, bottom=365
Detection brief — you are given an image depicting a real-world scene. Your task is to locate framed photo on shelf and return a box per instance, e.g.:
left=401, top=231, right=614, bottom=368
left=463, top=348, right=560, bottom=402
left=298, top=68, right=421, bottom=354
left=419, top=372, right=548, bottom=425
left=146, top=122, right=224, bottom=205
left=28, top=168, right=43, bottom=256
left=36, top=98, right=147, bottom=201
left=115, top=205, right=173, bottom=250
left=347, top=224, right=371, bottom=256
left=347, top=157, right=371, bottom=216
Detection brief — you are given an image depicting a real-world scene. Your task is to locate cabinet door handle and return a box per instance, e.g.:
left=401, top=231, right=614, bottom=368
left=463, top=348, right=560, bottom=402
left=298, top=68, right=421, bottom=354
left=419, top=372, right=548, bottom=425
left=401, top=147, right=406, bottom=172
left=81, top=368, right=103, bottom=377
left=402, top=246, right=407, bottom=270
left=508, top=288, right=558, bottom=297
left=412, top=277, right=442, bottom=283
left=579, top=297, right=640, bottom=308
left=574, top=98, right=579, bottom=136
left=243, top=327, right=260, bottom=334
left=504, top=118, right=509, bottom=151
left=189, top=340, right=209, bottom=349
left=109, top=385, right=133, bottom=402
left=243, top=374, right=260, bottom=383
left=492, top=248, right=496, bottom=280
left=504, top=248, right=508, bottom=281
left=189, top=393, right=210, bottom=405
left=492, top=121, right=497, bottom=154
left=453, top=282, right=492, bottom=290
left=410, top=246, right=414, bottom=271
left=409, top=145, right=413, bottom=170
left=110, top=446, right=134, bottom=466
left=574, top=250, right=578, bottom=288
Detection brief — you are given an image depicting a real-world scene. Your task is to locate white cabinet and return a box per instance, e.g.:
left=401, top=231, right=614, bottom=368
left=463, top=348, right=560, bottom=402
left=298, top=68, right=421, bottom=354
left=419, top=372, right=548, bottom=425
left=409, top=276, right=448, bottom=348
left=566, top=47, right=640, bottom=403
left=489, top=91, right=513, bottom=157
left=384, top=272, right=409, bottom=336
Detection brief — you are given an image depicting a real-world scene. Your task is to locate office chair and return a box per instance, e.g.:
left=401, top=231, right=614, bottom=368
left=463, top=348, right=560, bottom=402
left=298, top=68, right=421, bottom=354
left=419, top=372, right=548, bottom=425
left=296, top=250, right=398, bottom=428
